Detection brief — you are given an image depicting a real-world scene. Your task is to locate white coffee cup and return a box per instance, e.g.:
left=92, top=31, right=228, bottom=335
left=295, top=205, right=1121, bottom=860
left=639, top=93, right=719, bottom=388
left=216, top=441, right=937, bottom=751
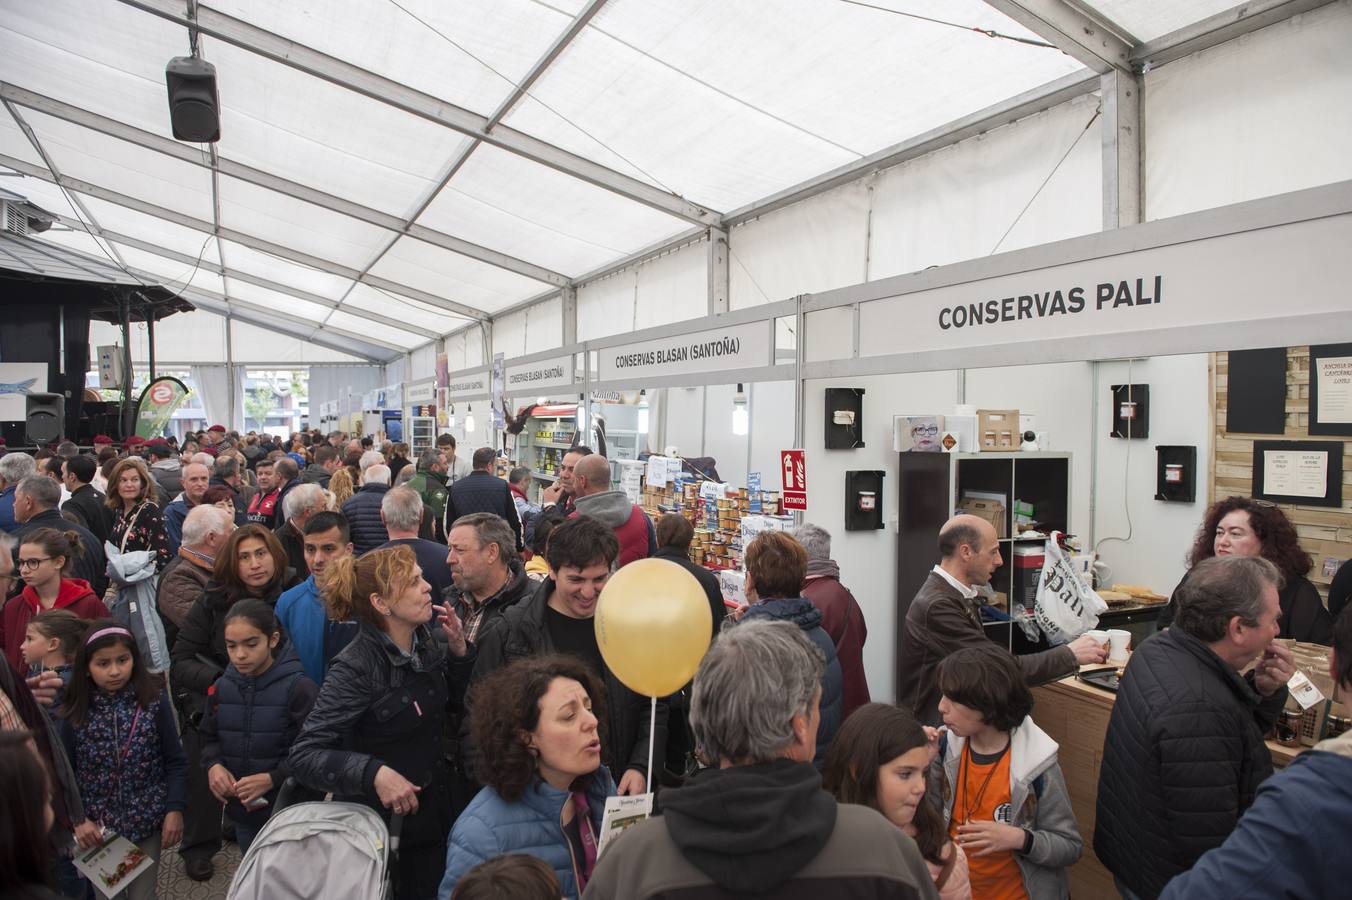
left=1085, top=630, right=1109, bottom=648
left=1107, top=629, right=1132, bottom=662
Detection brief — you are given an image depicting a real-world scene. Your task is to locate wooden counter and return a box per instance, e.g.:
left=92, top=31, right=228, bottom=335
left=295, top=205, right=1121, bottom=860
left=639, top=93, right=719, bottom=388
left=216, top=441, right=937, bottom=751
left=1030, top=669, right=1300, bottom=899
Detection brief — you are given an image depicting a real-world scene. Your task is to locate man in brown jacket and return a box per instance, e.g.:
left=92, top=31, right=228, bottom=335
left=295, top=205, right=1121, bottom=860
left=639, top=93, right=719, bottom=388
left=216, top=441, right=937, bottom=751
left=896, top=514, right=1107, bottom=725
left=157, top=505, right=232, bottom=646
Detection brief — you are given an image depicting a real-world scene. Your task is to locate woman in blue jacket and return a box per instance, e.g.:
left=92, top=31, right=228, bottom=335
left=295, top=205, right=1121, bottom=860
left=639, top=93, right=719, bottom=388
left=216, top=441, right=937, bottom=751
left=439, top=655, right=615, bottom=900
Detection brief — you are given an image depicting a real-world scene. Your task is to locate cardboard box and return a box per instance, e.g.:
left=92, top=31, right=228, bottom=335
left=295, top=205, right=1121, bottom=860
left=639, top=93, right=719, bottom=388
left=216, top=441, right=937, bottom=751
left=976, top=409, right=1020, bottom=451
left=957, top=496, right=1007, bottom=539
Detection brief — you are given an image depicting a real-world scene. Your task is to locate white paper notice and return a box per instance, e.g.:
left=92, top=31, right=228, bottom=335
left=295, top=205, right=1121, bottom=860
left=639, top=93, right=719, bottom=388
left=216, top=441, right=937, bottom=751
left=646, top=455, right=669, bottom=486
left=1263, top=450, right=1329, bottom=499
left=1316, top=356, right=1352, bottom=424
left=597, top=793, right=653, bottom=856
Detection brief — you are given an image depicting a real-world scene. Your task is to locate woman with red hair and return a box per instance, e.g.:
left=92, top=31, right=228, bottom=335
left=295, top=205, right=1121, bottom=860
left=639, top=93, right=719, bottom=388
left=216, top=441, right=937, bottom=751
left=1158, top=496, right=1332, bottom=644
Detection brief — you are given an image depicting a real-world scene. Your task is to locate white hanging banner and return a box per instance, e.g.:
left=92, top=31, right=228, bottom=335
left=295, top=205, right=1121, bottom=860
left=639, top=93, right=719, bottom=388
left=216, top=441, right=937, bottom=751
left=405, top=380, right=436, bottom=405
left=597, top=320, right=773, bottom=382
left=447, top=370, right=490, bottom=400
left=505, top=355, right=574, bottom=392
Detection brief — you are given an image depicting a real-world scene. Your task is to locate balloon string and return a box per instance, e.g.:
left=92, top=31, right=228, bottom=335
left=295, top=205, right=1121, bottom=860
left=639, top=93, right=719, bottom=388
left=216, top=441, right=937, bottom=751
left=646, top=694, right=657, bottom=796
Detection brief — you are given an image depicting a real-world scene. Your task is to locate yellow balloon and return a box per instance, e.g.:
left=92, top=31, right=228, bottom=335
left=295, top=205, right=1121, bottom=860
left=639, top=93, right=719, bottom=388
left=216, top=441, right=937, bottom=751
left=595, top=558, right=714, bottom=697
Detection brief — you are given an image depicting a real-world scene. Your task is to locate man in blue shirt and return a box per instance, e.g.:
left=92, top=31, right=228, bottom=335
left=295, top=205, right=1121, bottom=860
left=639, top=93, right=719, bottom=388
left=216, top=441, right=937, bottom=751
left=0, top=451, right=37, bottom=533
left=276, top=511, right=354, bottom=683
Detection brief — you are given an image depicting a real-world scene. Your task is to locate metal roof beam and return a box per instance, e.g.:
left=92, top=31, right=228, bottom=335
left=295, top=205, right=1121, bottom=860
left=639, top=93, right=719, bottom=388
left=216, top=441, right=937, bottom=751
left=185, top=288, right=408, bottom=355
left=0, top=153, right=489, bottom=321
left=980, top=1, right=1135, bottom=73
left=0, top=83, right=567, bottom=289
left=116, top=0, right=720, bottom=227
left=1131, top=0, right=1338, bottom=70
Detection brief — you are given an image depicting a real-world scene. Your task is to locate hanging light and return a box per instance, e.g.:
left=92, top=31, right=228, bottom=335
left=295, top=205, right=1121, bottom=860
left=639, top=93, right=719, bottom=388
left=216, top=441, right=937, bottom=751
left=732, top=383, right=749, bottom=436
left=575, top=394, right=587, bottom=433
left=464, top=403, right=476, bottom=433
left=448, top=404, right=456, bottom=429
left=637, top=389, right=650, bottom=434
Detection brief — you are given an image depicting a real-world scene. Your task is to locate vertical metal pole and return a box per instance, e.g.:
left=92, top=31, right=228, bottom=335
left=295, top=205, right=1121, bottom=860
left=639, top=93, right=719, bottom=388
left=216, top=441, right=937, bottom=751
left=146, top=314, right=157, bottom=380
left=120, top=290, right=134, bottom=438
left=224, top=312, right=236, bottom=430
left=1101, top=70, right=1143, bottom=229
left=707, top=227, right=729, bottom=317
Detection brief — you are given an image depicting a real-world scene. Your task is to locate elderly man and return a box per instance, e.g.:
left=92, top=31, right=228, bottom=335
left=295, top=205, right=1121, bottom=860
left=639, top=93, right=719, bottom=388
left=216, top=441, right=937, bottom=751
left=585, top=619, right=938, bottom=900
left=162, top=462, right=212, bottom=552
left=1096, top=556, right=1295, bottom=900
left=157, top=505, right=232, bottom=645
left=271, top=456, right=302, bottom=525
left=443, top=448, right=520, bottom=550
left=0, top=450, right=36, bottom=533
left=571, top=453, right=654, bottom=568
left=540, top=445, right=589, bottom=517
left=376, top=487, right=453, bottom=599
left=274, top=482, right=328, bottom=577
left=9, top=475, right=105, bottom=593
left=60, top=454, right=109, bottom=544
left=341, top=462, right=391, bottom=555
left=896, top=514, right=1106, bottom=725
left=795, top=522, right=870, bottom=719
left=444, top=511, right=532, bottom=644
left=276, top=511, right=354, bottom=683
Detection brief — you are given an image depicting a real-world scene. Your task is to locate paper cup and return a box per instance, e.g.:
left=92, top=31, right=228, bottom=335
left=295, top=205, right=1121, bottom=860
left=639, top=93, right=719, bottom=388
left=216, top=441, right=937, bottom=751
left=1085, top=630, right=1109, bottom=647
left=1107, top=629, right=1132, bottom=662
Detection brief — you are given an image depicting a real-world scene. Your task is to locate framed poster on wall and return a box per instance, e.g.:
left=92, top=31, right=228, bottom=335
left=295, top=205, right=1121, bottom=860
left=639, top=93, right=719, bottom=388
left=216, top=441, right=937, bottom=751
left=1252, top=440, right=1343, bottom=507
left=1310, top=343, right=1352, bottom=436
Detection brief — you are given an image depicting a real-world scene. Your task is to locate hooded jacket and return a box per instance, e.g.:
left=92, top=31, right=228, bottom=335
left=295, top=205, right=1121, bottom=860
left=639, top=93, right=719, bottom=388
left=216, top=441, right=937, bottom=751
left=801, top=557, right=870, bottom=719
left=2, top=578, right=108, bottom=671
left=341, top=483, right=391, bottom=555
left=932, top=720, right=1081, bottom=899
left=1094, top=626, right=1287, bottom=899
left=738, top=598, right=843, bottom=767
left=583, top=758, right=938, bottom=900
left=150, top=458, right=183, bottom=507
left=199, top=646, right=318, bottom=825
left=439, top=768, right=616, bottom=900
left=1159, top=728, right=1352, bottom=899
left=571, top=490, right=654, bottom=568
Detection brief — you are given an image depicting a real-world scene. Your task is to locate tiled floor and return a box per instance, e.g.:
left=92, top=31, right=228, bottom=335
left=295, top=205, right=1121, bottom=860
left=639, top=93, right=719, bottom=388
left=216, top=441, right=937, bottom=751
left=157, top=843, right=242, bottom=900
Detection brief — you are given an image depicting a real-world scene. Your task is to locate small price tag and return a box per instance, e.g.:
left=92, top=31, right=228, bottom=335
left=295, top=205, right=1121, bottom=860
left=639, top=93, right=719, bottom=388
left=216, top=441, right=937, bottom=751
left=1287, top=669, right=1324, bottom=710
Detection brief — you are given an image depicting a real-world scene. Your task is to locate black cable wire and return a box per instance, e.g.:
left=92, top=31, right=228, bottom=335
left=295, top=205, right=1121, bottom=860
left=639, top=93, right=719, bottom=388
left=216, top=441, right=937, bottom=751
left=836, top=0, right=1059, bottom=49
left=989, top=106, right=1101, bottom=255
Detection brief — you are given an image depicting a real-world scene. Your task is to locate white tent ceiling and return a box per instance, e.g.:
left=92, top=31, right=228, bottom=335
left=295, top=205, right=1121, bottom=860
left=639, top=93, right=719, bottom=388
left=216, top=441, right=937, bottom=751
left=0, top=0, right=1270, bottom=363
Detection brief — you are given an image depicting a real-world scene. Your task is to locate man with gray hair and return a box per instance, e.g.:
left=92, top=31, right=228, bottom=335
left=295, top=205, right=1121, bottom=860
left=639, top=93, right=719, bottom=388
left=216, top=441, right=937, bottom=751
left=1096, top=555, right=1296, bottom=900
left=795, top=522, right=871, bottom=719
left=342, top=463, right=391, bottom=555
left=375, top=487, right=452, bottom=599
left=157, top=505, right=232, bottom=643
left=444, top=511, right=532, bottom=643
left=0, top=450, right=36, bottom=533
left=275, top=482, right=327, bottom=578
left=9, top=474, right=105, bottom=592
left=163, top=461, right=213, bottom=552
left=586, top=619, right=938, bottom=900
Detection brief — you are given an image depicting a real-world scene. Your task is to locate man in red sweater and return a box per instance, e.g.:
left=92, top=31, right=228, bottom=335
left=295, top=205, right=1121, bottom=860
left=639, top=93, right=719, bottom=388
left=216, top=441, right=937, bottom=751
left=570, top=454, right=654, bottom=569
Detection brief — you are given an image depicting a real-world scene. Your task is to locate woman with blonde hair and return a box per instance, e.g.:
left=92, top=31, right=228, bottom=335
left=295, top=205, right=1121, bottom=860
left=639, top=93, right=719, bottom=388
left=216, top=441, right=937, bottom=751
left=289, top=546, right=472, bottom=899
left=327, top=466, right=356, bottom=508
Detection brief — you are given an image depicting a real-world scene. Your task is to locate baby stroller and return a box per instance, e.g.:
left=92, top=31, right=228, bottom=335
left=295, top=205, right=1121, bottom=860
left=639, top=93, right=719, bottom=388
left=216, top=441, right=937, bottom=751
left=225, top=801, right=402, bottom=900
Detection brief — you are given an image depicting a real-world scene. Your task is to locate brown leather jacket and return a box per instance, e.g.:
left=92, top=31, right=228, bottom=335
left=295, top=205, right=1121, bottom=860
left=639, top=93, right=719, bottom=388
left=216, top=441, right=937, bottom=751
left=156, top=548, right=213, bottom=637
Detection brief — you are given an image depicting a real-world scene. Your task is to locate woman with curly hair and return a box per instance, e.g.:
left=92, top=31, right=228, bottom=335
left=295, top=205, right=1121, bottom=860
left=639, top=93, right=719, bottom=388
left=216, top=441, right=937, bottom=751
left=1158, top=496, right=1332, bottom=644
left=438, top=655, right=614, bottom=900
left=327, top=465, right=356, bottom=508
left=288, top=546, right=471, bottom=900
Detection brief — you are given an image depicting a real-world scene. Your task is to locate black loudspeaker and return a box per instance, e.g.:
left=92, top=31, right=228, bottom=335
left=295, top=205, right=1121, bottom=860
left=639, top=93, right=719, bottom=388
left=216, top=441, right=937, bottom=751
left=25, top=392, right=64, bottom=444
left=166, top=56, right=220, bottom=142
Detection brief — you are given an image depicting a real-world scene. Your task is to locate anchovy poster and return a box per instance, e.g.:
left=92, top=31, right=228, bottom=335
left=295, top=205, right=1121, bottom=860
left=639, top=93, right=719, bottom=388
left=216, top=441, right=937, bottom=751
left=0, top=363, right=47, bottom=422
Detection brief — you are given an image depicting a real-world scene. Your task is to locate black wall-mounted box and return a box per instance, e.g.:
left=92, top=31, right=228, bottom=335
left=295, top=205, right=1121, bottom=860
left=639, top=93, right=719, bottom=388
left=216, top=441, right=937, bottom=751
left=1111, top=383, right=1149, bottom=439
left=845, top=470, right=885, bottom=530
left=1155, top=445, right=1196, bottom=502
left=824, top=387, right=865, bottom=449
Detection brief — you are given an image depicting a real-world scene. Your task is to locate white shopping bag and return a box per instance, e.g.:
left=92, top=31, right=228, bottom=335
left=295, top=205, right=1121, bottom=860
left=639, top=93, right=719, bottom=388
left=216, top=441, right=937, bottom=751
left=1032, top=532, right=1106, bottom=645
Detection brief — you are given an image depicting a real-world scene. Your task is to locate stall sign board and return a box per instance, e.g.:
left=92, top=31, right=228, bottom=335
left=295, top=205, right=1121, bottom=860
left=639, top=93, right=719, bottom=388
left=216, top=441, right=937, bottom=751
left=597, top=320, right=773, bottom=382
left=448, top=371, right=489, bottom=401
left=748, top=471, right=762, bottom=513
left=505, top=355, right=574, bottom=393
left=405, top=380, right=436, bottom=405
left=781, top=449, right=807, bottom=511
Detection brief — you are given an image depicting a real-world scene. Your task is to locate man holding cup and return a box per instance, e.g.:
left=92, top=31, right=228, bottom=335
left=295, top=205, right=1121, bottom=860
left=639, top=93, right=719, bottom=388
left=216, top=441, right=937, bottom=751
left=1094, top=555, right=1294, bottom=900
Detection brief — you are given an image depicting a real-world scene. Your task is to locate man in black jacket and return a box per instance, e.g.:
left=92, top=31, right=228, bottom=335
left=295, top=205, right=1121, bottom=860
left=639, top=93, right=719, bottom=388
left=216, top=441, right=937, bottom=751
left=465, top=516, right=665, bottom=796
left=444, top=512, right=533, bottom=643
left=445, top=447, right=522, bottom=551
left=301, top=445, right=340, bottom=489
left=10, top=475, right=106, bottom=595
left=60, top=454, right=109, bottom=544
left=1095, top=555, right=1296, bottom=900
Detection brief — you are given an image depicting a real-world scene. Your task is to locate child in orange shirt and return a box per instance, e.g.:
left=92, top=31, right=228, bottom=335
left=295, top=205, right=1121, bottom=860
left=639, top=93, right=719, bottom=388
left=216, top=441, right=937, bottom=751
left=933, top=645, right=1082, bottom=900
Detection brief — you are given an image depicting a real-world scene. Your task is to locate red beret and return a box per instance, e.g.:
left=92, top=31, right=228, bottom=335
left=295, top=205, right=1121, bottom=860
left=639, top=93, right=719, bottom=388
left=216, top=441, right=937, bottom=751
left=208, top=425, right=227, bottom=433
left=93, top=435, right=113, bottom=444
left=123, top=436, right=146, bottom=446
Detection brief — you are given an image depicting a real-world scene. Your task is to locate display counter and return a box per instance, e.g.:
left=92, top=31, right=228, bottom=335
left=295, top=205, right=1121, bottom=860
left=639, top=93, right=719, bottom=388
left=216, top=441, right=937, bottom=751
left=1030, top=665, right=1300, bottom=898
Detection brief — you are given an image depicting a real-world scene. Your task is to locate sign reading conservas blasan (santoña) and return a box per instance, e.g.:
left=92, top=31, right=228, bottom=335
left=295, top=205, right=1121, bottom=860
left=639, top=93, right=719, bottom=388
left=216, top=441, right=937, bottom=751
left=505, top=355, right=574, bottom=392
left=598, top=320, right=773, bottom=381
left=447, top=371, right=489, bottom=400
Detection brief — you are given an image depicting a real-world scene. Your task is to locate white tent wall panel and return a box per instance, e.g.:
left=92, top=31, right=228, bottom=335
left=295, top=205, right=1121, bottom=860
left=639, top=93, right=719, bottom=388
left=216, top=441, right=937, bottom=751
left=221, top=242, right=354, bottom=301
left=632, top=242, right=707, bottom=331
left=88, top=312, right=227, bottom=365
left=410, top=344, right=438, bottom=382
left=1143, top=1, right=1352, bottom=221
left=217, top=174, right=392, bottom=264
left=74, top=194, right=219, bottom=259
left=576, top=270, right=637, bottom=341
left=0, top=102, right=48, bottom=168
left=491, top=310, right=528, bottom=362
left=343, top=283, right=467, bottom=336
left=367, top=234, right=546, bottom=314
left=228, top=319, right=370, bottom=364
left=867, top=92, right=1103, bottom=278
left=1088, top=0, right=1240, bottom=43
left=309, top=364, right=387, bottom=423
left=523, top=296, right=563, bottom=355
left=383, top=357, right=406, bottom=391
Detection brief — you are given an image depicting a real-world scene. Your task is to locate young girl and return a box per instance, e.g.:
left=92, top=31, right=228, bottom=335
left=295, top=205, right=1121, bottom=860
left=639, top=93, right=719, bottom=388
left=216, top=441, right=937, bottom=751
left=822, top=703, right=972, bottom=900
left=20, top=609, right=85, bottom=709
left=935, top=645, right=1082, bottom=900
left=57, top=621, right=187, bottom=900
left=2, top=528, right=109, bottom=672
left=199, top=599, right=318, bottom=855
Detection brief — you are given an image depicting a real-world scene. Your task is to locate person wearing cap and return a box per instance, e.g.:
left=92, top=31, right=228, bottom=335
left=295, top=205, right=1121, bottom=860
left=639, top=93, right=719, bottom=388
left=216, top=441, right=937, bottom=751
left=147, top=438, right=184, bottom=507
left=204, top=424, right=227, bottom=447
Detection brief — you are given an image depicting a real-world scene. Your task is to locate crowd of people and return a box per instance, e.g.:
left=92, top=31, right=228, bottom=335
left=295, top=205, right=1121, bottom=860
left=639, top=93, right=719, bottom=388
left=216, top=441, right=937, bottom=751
left=0, top=430, right=1349, bottom=900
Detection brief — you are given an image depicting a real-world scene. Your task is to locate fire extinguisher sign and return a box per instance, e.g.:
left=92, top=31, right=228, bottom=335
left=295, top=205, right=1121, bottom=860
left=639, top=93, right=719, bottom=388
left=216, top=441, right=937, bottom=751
left=781, top=449, right=807, bottom=511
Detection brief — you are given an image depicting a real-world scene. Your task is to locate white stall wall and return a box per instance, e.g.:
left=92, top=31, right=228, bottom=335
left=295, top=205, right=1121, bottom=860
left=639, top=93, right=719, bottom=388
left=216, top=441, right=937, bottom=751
left=577, top=270, right=636, bottom=341
left=749, top=380, right=795, bottom=491
left=634, top=243, right=708, bottom=330
left=309, top=365, right=386, bottom=422
left=1145, top=1, right=1352, bottom=221
left=410, top=343, right=437, bottom=382
left=1090, top=354, right=1211, bottom=596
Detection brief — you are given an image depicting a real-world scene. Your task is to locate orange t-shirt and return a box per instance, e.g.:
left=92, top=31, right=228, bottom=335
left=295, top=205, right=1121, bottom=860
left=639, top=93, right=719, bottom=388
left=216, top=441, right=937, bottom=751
left=949, top=744, right=1028, bottom=900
